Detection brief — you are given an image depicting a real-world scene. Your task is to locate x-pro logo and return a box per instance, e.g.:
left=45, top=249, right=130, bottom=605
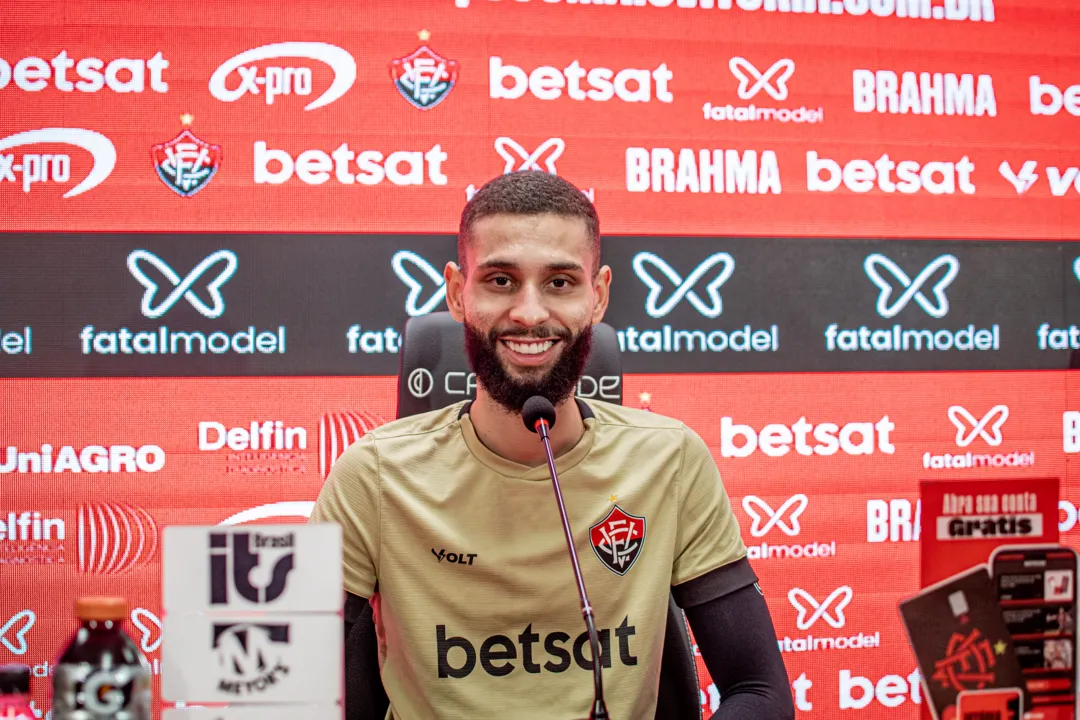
left=0, top=128, right=116, bottom=198
left=788, top=586, right=851, bottom=631
left=948, top=404, right=1009, bottom=447
left=632, top=252, right=734, bottom=319
left=392, top=250, right=446, bottom=317
left=864, top=253, right=959, bottom=319
left=729, top=58, right=794, bottom=101
left=127, top=249, right=238, bottom=319
left=208, top=42, right=357, bottom=111
left=742, top=494, right=807, bottom=538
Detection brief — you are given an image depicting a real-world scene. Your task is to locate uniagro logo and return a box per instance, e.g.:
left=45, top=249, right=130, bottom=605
left=76, top=502, right=158, bottom=574
left=0, top=128, right=116, bottom=198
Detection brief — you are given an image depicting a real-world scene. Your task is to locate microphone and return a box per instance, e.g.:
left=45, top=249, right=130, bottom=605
left=522, top=396, right=609, bottom=720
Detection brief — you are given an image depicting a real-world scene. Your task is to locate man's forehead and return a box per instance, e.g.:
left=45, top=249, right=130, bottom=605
left=470, top=213, right=590, bottom=247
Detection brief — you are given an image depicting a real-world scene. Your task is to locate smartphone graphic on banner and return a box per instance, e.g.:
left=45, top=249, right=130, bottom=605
left=991, top=545, right=1080, bottom=720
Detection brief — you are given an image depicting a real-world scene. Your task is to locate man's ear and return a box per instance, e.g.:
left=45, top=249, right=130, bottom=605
left=444, top=261, right=466, bottom=322
left=591, top=265, right=612, bottom=324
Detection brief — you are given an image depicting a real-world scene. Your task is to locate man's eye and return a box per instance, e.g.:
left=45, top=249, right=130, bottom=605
left=490, top=276, right=511, bottom=287
left=551, top=278, right=570, bottom=289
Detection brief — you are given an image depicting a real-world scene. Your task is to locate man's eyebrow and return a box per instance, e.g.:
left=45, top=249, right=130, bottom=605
left=475, top=258, right=584, bottom=273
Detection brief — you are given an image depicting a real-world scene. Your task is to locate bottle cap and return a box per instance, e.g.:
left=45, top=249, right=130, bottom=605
left=75, top=596, right=128, bottom=622
left=0, top=664, right=29, bottom=695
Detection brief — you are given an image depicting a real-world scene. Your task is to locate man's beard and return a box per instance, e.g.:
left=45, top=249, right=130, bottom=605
left=464, top=321, right=592, bottom=414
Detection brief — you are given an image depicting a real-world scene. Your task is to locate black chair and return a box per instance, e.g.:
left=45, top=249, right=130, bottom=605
left=345, top=312, right=702, bottom=720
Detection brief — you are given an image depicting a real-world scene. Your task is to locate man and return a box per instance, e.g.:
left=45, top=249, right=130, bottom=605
left=311, top=171, right=794, bottom=719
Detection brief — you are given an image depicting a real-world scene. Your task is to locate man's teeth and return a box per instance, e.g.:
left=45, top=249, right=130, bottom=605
left=504, top=339, right=555, bottom=355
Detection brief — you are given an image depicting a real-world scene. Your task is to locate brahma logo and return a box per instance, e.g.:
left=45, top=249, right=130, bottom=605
left=825, top=253, right=1000, bottom=354
left=807, top=151, right=975, bottom=195
left=780, top=586, right=879, bottom=652
left=0, top=128, right=116, bottom=198
left=77, top=502, right=158, bottom=574
left=742, top=495, right=836, bottom=560
left=721, top=416, right=895, bottom=458
left=209, top=42, right=356, bottom=110
left=319, top=411, right=386, bottom=479
left=0, top=444, right=165, bottom=474
left=853, top=69, right=996, bottom=116
left=0, top=51, right=168, bottom=93
left=490, top=56, right=672, bottom=103
left=626, top=147, right=781, bottom=194
left=867, top=499, right=922, bottom=543
left=1038, top=259, right=1080, bottom=351
left=703, top=58, right=823, bottom=124
left=923, top=405, right=1034, bottom=470
left=465, top=137, right=594, bottom=202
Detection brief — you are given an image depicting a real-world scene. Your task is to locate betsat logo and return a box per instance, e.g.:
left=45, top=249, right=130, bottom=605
left=1001, top=160, right=1080, bottom=197
left=807, top=151, right=975, bottom=195
left=490, top=56, right=672, bottom=103
left=780, top=586, right=879, bottom=653
left=853, top=69, right=996, bottom=116
left=702, top=58, right=823, bottom=124
left=839, top=668, right=923, bottom=710
left=466, top=137, right=593, bottom=203
left=0, top=51, right=168, bottom=94
left=209, top=42, right=355, bottom=110
left=934, top=490, right=1041, bottom=540
left=626, top=147, right=781, bottom=194
left=346, top=250, right=445, bottom=355
left=0, top=127, right=116, bottom=198
left=199, top=420, right=308, bottom=475
left=1030, top=75, right=1080, bottom=117
left=867, top=499, right=921, bottom=543
left=1036, top=258, right=1080, bottom=351
left=741, top=494, right=836, bottom=560
left=81, top=250, right=286, bottom=357
left=1062, top=411, right=1080, bottom=454
left=617, top=252, right=779, bottom=354
left=922, top=405, right=1035, bottom=470
left=253, top=140, right=447, bottom=187
left=825, top=253, right=1000, bottom=353
left=721, top=416, right=895, bottom=458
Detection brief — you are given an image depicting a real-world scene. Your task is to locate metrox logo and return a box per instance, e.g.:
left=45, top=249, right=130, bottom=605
left=616, top=251, right=778, bottom=354
left=780, top=586, right=879, bottom=653
left=825, top=252, right=999, bottom=353
left=80, top=250, right=286, bottom=357
left=741, top=494, right=835, bottom=560
left=702, top=58, right=823, bottom=124
left=922, top=404, right=1034, bottom=470
left=1036, top=257, right=1080, bottom=351
left=209, top=531, right=295, bottom=606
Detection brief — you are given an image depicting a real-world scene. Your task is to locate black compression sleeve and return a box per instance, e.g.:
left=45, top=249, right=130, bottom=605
left=344, top=592, right=389, bottom=720
left=684, top=582, right=795, bottom=720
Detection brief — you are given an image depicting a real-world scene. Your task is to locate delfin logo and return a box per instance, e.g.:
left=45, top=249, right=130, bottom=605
left=632, top=251, right=734, bottom=319
left=863, top=253, right=959, bottom=319
left=392, top=250, right=447, bottom=317
left=127, top=249, right=238, bottom=319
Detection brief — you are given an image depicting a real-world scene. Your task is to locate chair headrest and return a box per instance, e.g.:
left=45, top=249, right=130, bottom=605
left=396, top=312, right=623, bottom=419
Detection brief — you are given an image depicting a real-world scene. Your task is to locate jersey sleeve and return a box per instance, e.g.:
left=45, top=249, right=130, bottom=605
left=671, top=424, right=748, bottom=590
left=309, top=434, right=381, bottom=599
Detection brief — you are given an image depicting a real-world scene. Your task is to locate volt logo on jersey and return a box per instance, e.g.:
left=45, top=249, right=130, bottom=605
left=923, top=404, right=1034, bottom=470
left=779, top=586, right=878, bottom=653
left=616, top=251, right=778, bottom=355
left=825, top=252, right=999, bottom=354
left=465, top=136, right=593, bottom=202
left=80, top=249, right=286, bottom=357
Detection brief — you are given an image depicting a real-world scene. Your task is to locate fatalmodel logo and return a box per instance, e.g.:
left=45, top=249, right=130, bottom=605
left=853, top=70, right=996, bottom=116
left=0, top=128, right=116, bottom=198
left=465, top=137, right=593, bottom=202
left=346, top=250, right=446, bottom=355
left=626, top=147, right=781, bottom=194
left=209, top=42, right=356, bottom=110
left=81, top=250, right=286, bottom=356
left=490, top=56, right=672, bottom=103
left=1037, top=258, right=1080, bottom=351
left=1030, top=76, right=1080, bottom=117
left=0, top=326, right=30, bottom=356
left=807, top=151, right=975, bottom=195
left=0, top=446, right=165, bottom=474
left=319, top=410, right=386, bottom=479
left=825, top=253, right=999, bottom=353
left=0, top=51, right=169, bottom=93
left=703, top=58, right=823, bottom=124
left=780, top=586, right=878, bottom=653
left=0, top=610, right=35, bottom=655
left=922, top=404, right=1034, bottom=470
left=722, top=416, right=895, bottom=457
left=617, top=252, right=778, bottom=353
left=742, top=495, right=835, bottom=560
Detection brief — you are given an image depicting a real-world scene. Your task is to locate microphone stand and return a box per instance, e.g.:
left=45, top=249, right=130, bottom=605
left=534, top=417, right=610, bottom=720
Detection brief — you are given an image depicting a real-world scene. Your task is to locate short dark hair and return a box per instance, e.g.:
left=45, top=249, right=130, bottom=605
left=458, top=171, right=600, bottom=276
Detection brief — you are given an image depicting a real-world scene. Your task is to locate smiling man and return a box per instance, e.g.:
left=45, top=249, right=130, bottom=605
left=311, top=171, right=794, bottom=720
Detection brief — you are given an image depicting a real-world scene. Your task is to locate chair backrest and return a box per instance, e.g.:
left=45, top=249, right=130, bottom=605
left=396, top=312, right=623, bottom=418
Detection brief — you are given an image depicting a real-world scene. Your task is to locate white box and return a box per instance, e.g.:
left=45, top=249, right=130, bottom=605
left=162, top=706, right=341, bottom=720
left=162, top=613, right=342, bottom=703
left=163, top=524, right=342, bottom=613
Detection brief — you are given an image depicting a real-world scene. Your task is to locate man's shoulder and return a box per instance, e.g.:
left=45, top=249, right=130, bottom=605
left=335, top=402, right=466, bottom=469
left=585, top=398, right=687, bottom=435
left=367, top=401, right=468, bottom=442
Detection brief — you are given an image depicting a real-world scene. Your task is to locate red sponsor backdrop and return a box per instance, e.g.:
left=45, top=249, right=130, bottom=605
left=0, top=1, right=1079, bottom=238
left=1, top=372, right=1078, bottom=717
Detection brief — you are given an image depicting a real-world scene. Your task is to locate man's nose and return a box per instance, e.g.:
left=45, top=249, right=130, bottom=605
left=508, top=283, right=551, bottom=327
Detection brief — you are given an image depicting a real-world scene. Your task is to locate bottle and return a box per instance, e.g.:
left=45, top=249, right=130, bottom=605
left=0, top=664, right=34, bottom=719
left=52, top=597, right=151, bottom=719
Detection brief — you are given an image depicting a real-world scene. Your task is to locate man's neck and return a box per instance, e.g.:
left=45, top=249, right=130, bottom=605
left=468, top=390, right=586, bottom=467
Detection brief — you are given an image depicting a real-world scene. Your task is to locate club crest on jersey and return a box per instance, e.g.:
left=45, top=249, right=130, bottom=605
left=151, top=128, right=222, bottom=198
left=390, top=44, right=458, bottom=110
left=590, top=504, right=645, bottom=576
